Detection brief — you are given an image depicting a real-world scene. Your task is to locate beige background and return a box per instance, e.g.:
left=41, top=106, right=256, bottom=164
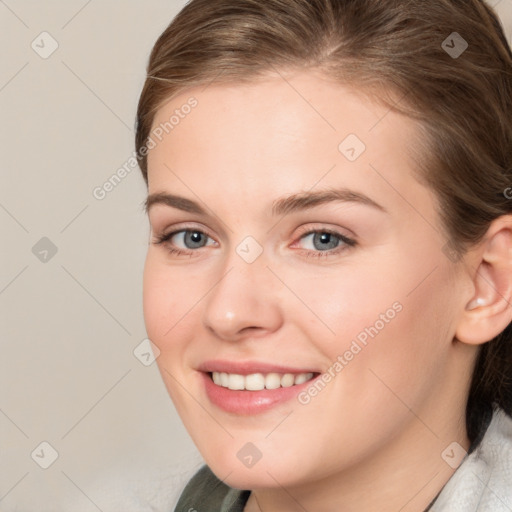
left=1, top=1, right=511, bottom=511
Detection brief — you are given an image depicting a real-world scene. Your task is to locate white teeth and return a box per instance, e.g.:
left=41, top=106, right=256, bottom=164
left=265, top=373, right=282, bottom=390
left=228, top=373, right=245, bottom=390
left=211, top=371, right=314, bottom=391
left=294, top=373, right=310, bottom=385
left=245, top=373, right=265, bottom=390
left=281, top=373, right=295, bottom=387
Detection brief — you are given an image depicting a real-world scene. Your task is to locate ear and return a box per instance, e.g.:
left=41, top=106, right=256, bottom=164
left=455, top=215, right=512, bottom=345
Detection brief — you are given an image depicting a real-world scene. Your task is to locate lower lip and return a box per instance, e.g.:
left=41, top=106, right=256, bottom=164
left=201, top=372, right=318, bottom=415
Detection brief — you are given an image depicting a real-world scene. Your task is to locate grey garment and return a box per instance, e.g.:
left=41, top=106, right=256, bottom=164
left=174, top=408, right=510, bottom=512
left=173, top=465, right=250, bottom=512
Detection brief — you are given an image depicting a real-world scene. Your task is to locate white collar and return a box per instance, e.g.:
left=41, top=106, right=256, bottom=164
left=431, top=408, right=512, bottom=511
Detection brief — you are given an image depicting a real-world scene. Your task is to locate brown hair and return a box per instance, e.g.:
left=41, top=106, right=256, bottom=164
left=135, top=0, right=512, bottom=443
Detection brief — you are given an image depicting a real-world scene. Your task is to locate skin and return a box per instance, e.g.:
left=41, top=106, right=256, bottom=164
left=142, top=70, right=512, bottom=511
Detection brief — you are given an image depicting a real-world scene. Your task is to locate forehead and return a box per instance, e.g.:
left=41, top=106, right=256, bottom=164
left=146, top=71, right=429, bottom=218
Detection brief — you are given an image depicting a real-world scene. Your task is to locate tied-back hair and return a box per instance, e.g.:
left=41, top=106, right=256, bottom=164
left=136, top=0, right=512, bottom=443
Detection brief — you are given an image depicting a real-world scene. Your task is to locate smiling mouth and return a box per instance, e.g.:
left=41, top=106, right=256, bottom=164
left=209, top=371, right=319, bottom=391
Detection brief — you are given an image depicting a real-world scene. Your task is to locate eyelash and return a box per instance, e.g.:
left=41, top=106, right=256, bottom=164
left=152, top=226, right=357, bottom=260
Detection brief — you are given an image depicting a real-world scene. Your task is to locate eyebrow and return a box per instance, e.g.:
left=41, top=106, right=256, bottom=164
left=144, top=188, right=387, bottom=216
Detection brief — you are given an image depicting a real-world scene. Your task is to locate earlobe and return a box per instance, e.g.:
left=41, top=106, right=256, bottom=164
left=456, top=215, right=512, bottom=346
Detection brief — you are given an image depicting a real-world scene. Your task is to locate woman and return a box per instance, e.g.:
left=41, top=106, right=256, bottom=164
left=135, top=0, right=512, bottom=510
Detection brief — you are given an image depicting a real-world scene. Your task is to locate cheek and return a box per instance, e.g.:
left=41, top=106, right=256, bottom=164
left=336, top=266, right=456, bottom=412
left=294, top=254, right=455, bottom=398
left=142, top=254, right=197, bottom=410
left=285, top=262, right=404, bottom=349
left=142, top=252, right=188, bottom=348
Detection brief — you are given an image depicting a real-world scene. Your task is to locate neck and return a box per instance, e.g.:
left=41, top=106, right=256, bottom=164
left=245, top=410, right=470, bottom=512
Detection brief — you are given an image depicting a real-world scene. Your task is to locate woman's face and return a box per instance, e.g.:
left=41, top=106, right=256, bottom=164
left=143, top=71, right=474, bottom=490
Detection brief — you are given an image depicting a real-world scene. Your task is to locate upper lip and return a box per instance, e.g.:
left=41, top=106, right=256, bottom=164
left=198, top=360, right=318, bottom=375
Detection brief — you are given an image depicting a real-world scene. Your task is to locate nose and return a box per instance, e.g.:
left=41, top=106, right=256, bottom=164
left=202, top=250, right=283, bottom=342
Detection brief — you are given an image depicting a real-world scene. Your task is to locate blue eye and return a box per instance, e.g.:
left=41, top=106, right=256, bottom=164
left=173, top=230, right=211, bottom=249
left=153, top=227, right=356, bottom=259
left=300, top=231, right=343, bottom=251
left=154, top=229, right=215, bottom=251
left=296, top=229, right=356, bottom=259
